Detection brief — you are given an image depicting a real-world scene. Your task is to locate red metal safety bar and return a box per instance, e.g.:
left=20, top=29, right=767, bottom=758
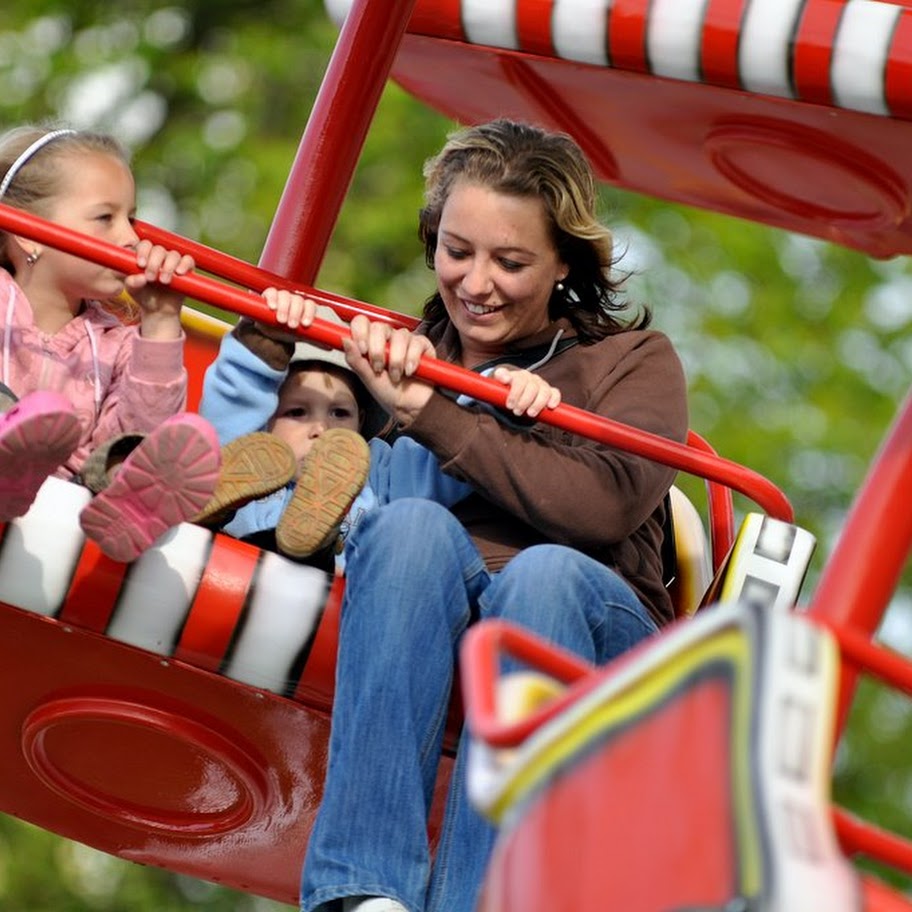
left=686, top=429, right=736, bottom=569
left=0, top=200, right=792, bottom=523
left=134, top=219, right=419, bottom=330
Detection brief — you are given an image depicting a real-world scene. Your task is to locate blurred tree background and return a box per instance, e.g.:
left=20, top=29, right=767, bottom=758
left=2, top=0, right=911, bottom=908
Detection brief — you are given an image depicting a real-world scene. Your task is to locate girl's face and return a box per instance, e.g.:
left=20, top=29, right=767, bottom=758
left=433, top=179, right=568, bottom=367
left=269, top=368, right=362, bottom=467
left=36, top=151, right=141, bottom=304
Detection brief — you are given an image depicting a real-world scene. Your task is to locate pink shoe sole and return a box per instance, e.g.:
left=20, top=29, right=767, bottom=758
left=79, top=413, right=220, bottom=562
left=0, top=391, right=81, bottom=521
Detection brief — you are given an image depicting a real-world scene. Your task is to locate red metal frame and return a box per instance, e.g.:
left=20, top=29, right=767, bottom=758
left=2, top=0, right=911, bottom=905
left=259, top=0, right=419, bottom=283
left=807, top=390, right=912, bottom=731
left=0, top=201, right=791, bottom=523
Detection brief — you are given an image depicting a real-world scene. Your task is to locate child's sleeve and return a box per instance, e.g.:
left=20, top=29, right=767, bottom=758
left=199, top=330, right=287, bottom=445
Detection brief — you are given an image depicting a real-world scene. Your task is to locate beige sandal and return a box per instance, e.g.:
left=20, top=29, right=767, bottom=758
left=79, top=432, right=146, bottom=493
left=276, top=428, right=370, bottom=559
left=193, top=432, right=298, bottom=527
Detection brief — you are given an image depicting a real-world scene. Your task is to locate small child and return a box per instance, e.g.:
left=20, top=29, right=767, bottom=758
left=198, top=290, right=561, bottom=566
left=0, top=124, right=221, bottom=561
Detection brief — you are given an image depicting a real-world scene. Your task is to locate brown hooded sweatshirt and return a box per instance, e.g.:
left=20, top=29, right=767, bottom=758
left=405, top=318, right=689, bottom=627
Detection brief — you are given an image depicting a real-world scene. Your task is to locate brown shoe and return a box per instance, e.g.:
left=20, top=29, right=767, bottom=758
left=194, top=432, right=298, bottom=527
left=79, top=432, right=146, bottom=493
left=276, top=427, right=370, bottom=559
left=0, top=382, right=18, bottom=413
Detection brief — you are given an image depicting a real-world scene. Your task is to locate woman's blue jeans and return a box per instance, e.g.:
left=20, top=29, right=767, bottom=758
left=300, top=499, right=658, bottom=912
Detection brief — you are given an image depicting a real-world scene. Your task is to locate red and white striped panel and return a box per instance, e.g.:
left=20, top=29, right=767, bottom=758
left=327, top=0, right=912, bottom=119
left=0, top=477, right=334, bottom=698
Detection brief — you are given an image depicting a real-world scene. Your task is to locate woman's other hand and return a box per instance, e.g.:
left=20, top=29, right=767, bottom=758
left=343, top=314, right=436, bottom=425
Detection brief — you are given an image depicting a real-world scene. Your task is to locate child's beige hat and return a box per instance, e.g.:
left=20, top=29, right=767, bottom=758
left=291, top=305, right=390, bottom=439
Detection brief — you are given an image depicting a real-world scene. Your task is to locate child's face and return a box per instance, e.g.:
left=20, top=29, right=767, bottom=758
left=269, top=368, right=362, bottom=466
left=39, top=152, right=141, bottom=304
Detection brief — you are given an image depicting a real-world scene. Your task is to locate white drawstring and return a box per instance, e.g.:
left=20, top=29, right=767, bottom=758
left=2, top=284, right=13, bottom=389
left=84, top=318, right=103, bottom=412
left=524, top=327, right=565, bottom=372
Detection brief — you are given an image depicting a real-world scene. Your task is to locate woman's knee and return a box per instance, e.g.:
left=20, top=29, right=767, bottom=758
left=351, top=498, right=459, bottom=555
left=482, top=545, right=657, bottom=662
left=481, top=545, right=598, bottom=629
left=491, top=545, right=604, bottom=604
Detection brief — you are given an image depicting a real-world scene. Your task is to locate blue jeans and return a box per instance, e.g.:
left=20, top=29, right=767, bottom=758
left=300, top=499, right=658, bottom=912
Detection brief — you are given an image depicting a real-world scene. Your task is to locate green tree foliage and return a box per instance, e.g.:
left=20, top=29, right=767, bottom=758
left=2, top=0, right=912, bottom=905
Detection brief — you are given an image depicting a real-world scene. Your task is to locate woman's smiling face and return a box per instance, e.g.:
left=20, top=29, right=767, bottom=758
left=433, top=179, right=568, bottom=367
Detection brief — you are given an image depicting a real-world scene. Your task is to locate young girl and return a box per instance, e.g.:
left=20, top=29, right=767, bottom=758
left=0, top=124, right=221, bottom=562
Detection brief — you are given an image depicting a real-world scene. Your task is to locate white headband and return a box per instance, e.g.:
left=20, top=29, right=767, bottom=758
left=0, top=129, right=77, bottom=200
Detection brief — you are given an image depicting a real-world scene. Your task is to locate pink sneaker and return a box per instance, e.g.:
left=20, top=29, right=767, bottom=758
left=79, top=413, right=220, bottom=562
left=0, top=390, right=81, bottom=521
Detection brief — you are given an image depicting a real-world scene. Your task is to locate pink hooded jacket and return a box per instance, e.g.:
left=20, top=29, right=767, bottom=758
left=1, top=269, right=188, bottom=479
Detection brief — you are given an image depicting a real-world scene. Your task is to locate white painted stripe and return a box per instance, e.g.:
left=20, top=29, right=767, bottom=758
left=0, top=477, right=90, bottom=616
left=223, top=551, right=330, bottom=693
left=720, top=516, right=816, bottom=613
left=553, top=0, right=610, bottom=66
left=463, top=0, right=519, bottom=49
left=739, top=0, right=804, bottom=98
left=832, top=1, right=898, bottom=115
left=759, top=613, right=858, bottom=910
left=107, top=522, right=212, bottom=654
left=648, top=0, right=706, bottom=82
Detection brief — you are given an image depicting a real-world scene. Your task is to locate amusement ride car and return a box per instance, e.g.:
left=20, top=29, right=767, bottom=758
left=1, top=1, right=912, bottom=909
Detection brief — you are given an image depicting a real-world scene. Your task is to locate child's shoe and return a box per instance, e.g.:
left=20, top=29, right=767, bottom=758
left=193, top=432, right=298, bottom=527
left=79, top=413, right=220, bottom=562
left=0, top=390, right=81, bottom=521
left=0, top=381, right=18, bottom=413
left=276, top=427, right=369, bottom=559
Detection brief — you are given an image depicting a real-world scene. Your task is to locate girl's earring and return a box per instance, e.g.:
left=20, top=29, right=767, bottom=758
left=555, top=281, right=565, bottom=292
left=25, top=250, right=40, bottom=267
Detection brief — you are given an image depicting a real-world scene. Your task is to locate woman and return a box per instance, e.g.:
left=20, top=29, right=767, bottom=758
left=300, top=119, right=689, bottom=912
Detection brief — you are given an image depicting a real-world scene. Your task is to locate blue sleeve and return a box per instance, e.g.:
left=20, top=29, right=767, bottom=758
left=199, top=332, right=286, bottom=445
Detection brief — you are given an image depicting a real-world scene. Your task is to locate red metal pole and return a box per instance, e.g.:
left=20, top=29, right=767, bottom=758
left=134, top=219, right=418, bottom=329
left=0, top=201, right=793, bottom=519
left=807, top=391, right=912, bottom=734
left=258, top=0, right=420, bottom=283
left=687, top=429, right=735, bottom=565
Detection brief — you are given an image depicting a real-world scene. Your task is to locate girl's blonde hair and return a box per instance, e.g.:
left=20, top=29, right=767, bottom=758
left=0, top=125, right=130, bottom=273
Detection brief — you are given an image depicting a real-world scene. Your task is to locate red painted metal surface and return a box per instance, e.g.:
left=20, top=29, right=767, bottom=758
left=384, top=1, right=912, bottom=258
left=0, top=601, right=331, bottom=903
left=2, top=0, right=911, bottom=906
left=259, top=0, right=419, bottom=284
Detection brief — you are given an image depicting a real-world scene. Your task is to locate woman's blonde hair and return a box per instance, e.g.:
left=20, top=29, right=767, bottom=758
left=418, top=119, right=647, bottom=339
